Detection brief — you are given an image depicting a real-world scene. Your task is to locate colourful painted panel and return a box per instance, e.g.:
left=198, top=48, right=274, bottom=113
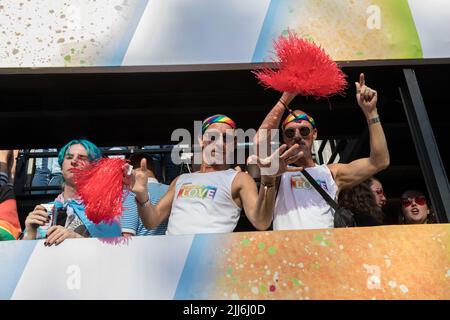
left=253, top=0, right=423, bottom=62
left=183, top=224, right=450, bottom=299
left=1, top=224, right=449, bottom=299
left=1, top=0, right=450, bottom=68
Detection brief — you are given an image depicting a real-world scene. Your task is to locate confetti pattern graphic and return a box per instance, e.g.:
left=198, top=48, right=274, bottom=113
left=1, top=224, right=449, bottom=299
left=0, top=0, right=148, bottom=67
left=1, top=1, right=450, bottom=67
left=176, top=224, right=450, bottom=300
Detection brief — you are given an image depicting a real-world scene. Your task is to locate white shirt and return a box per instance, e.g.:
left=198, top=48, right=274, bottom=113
left=274, top=164, right=337, bottom=230
left=167, top=169, right=241, bottom=235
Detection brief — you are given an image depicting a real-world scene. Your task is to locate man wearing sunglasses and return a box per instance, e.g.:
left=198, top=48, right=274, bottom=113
left=254, top=73, right=390, bottom=230
left=128, top=114, right=300, bottom=235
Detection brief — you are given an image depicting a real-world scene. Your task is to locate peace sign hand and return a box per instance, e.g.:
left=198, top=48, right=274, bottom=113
left=248, top=144, right=304, bottom=177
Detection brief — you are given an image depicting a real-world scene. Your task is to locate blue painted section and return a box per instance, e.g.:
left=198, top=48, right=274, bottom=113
left=111, top=0, right=149, bottom=66
left=173, top=234, right=219, bottom=299
left=252, top=0, right=281, bottom=62
left=0, top=240, right=38, bottom=299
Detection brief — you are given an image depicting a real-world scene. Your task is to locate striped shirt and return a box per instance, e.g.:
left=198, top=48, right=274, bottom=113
left=121, top=178, right=169, bottom=236
left=0, top=172, right=9, bottom=187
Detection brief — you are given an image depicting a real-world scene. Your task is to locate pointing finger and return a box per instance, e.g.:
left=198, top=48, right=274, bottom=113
left=359, top=73, right=365, bottom=87
left=140, top=158, right=147, bottom=171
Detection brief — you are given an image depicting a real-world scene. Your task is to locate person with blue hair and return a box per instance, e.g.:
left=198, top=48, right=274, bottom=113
left=22, top=139, right=121, bottom=245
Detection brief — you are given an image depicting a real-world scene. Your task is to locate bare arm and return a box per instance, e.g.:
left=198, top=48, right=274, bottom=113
left=128, top=158, right=175, bottom=229
left=253, top=92, right=297, bottom=160
left=258, top=92, right=297, bottom=131
left=233, top=172, right=274, bottom=231
left=330, top=73, right=390, bottom=190
left=135, top=177, right=177, bottom=229
left=253, top=175, right=281, bottom=229
left=240, top=144, right=304, bottom=230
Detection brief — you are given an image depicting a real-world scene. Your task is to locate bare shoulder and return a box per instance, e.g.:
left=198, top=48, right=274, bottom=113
left=167, top=176, right=180, bottom=190
left=235, top=171, right=256, bottom=183
left=232, top=171, right=257, bottom=189
left=327, top=163, right=343, bottom=179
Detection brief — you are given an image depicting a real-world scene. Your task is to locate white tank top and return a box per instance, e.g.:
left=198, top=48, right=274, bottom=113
left=274, top=164, right=337, bottom=230
left=167, top=169, right=241, bottom=235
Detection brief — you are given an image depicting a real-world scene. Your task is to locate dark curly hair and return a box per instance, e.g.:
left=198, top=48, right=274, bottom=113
left=338, top=177, right=384, bottom=226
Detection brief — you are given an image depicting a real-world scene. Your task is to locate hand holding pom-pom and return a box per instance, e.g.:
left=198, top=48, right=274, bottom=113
left=254, top=31, right=347, bottom=99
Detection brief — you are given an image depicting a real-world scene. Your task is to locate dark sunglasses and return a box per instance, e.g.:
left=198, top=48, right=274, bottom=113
left=284, top=127, right=311, bottom=139
left=401, top=196, right=427, bottom=208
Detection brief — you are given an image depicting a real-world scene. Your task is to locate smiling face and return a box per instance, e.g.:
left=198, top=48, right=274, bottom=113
left=401, top=191, right=430, bottom=224
left=200, top=122, right=235, bottom=166
left=61, top=144, right=90, bottom=186
left=282, top=111, right=317, bottom=159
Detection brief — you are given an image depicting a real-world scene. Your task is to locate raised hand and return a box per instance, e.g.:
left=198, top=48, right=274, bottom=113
left=355, top=73, right=378, bottom=115
left=129, top=158, right=149, bottom=196
left=249, top=144, right=304, bottom=177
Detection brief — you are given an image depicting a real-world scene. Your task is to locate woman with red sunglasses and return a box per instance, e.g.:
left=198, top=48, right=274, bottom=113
left=400, top=190, right=437, bottom=224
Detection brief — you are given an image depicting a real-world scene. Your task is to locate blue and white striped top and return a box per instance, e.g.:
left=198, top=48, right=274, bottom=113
left=121, top=179, right=169, bottom=236
left=0, top=172, right=10, bottom=187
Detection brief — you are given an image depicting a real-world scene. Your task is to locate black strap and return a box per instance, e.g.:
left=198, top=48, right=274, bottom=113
left=301, top=168, right=339, bottom=211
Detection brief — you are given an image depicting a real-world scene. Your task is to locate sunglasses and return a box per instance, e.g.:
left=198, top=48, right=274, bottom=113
left=284, top=127, right=311, bottom=139
left=401, top=196, right=427, bottom=208
left=371, top=188, right=385, bottom=197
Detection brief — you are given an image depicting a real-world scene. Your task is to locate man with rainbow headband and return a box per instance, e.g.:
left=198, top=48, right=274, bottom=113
left=22, top=139, right=121, bottom=245
left=254, top=74, right=390, bottom=230
left=128, top=114, right=301, bottom=235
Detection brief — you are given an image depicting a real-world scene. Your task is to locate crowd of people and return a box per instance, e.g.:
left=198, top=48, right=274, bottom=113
left=0, top=74, right=440, bottom=243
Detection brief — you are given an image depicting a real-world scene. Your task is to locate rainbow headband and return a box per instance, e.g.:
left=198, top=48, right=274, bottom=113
left=282, top=113, right=316, bottom=130
left=202, top=114, right=237, bottom=134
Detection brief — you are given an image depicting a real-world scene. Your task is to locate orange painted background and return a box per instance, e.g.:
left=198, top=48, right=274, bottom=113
left=208, top=224, right=450, bottom=299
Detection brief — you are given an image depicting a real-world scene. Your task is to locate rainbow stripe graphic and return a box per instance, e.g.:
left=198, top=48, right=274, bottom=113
left=282, top=113, right=316, bottom=130
left=291, top=176, right=328, bottom=191
left=202, top=115, right=237, bottom=134
left=177, top=184, right=218, bottom=200
left=0, top=222, right=17, bottom=241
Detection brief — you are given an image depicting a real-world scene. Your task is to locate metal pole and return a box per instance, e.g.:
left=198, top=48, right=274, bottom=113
left=399, top=68, right=450, bottom=223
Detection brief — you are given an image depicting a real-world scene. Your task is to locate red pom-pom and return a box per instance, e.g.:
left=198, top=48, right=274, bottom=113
left=73, top=158, right=129, bottom=224
left=254, top=31, right=347, bottom=98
